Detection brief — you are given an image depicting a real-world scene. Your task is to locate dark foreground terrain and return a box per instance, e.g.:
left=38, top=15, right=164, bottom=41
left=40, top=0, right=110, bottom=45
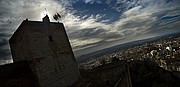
left=129, top=60, right=180, bottom=87
left=73, top=59, right=180, bottom=87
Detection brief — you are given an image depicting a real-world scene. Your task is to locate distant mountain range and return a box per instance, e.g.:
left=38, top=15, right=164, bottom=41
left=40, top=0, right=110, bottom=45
left=77, top=32, right=180, bottom=63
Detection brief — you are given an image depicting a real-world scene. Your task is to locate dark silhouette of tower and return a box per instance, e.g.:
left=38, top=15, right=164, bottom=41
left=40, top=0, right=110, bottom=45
left=9, top=15, right=80, bottom=87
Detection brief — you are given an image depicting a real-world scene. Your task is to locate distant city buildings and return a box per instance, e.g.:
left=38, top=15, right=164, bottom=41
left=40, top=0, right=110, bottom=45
left=80, top=37, right=180, bottom=72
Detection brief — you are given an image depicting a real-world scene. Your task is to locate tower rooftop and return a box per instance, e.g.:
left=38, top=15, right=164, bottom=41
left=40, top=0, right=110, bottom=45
left=43, top=15, right=50, bottom=23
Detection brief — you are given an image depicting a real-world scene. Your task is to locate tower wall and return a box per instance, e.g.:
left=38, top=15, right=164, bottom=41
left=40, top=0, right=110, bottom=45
left=9, top=17, right=80, bottom=87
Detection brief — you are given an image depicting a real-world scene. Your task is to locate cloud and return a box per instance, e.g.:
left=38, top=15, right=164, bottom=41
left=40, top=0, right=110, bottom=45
left=122, top=30, right=135, bottom=36
left=123, top=6, right=142, bottom=17
left=0, top=59, right=13, bottom=65
left=0, top=32, right=12, bottom=65
left=84, top=0, right=93, bottom=4
left=83, top=0, right=102, bottom=4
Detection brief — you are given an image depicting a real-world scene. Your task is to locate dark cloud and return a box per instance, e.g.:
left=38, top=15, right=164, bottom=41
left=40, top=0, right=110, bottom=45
left=0, top=38, right=8, bottom=47
left=0, top=32, right=11, bottom=38
left=0, top=48, right=11, bottom=60
left=0, top=37, right=11, bottom=60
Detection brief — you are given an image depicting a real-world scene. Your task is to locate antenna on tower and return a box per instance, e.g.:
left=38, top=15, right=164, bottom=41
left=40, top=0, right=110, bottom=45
left=53, top=13, right=61, bottom=21
left=43, top=8, right=48, bottom=16
left=52, top=5, right=62, bottom=22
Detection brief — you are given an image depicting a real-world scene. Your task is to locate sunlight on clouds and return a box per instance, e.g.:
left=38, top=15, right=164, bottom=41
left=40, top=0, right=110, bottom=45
left=63, top=14, right=111, bottom=32
left=0, top=59, right=13, bottom=65
left=80, top=17, right=111, bottom=30
left=70, top=38, right=103, bottom=50
left=123, top=6, right=142, bottom=17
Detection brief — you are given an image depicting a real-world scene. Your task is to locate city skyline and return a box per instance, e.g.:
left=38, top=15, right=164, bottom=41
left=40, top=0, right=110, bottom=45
left=0, top=0, right=180, bottom=64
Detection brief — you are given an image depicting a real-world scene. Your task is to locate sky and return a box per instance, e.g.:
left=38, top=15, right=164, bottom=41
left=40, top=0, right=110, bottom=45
left=0, top=0, right=180, bottom=65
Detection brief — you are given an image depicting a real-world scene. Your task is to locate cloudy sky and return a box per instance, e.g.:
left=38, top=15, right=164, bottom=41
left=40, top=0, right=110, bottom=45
left=0, top=0, right=180, bottom=65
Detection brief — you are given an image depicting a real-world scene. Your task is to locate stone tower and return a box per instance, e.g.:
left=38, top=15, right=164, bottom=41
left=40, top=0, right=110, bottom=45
left=9, top=15, right=80, bottom=87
